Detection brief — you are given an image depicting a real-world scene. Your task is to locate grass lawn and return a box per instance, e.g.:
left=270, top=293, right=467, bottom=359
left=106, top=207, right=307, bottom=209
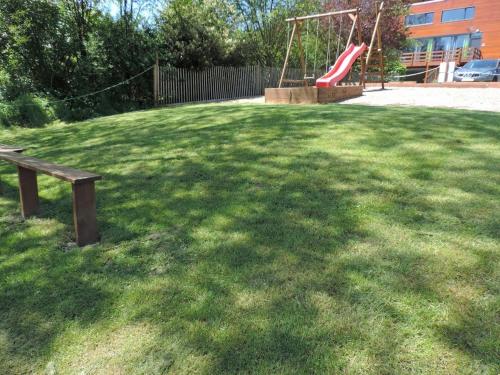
left=0, top=103, right=499, bottom=374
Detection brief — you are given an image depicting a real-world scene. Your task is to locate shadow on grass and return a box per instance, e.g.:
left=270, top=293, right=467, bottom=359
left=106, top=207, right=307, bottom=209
left=0, top=104, right=498, bottom=373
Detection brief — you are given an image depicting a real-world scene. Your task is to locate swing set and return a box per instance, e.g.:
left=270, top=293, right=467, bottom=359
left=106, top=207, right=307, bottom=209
left=266, top=2, right=385, bottom=104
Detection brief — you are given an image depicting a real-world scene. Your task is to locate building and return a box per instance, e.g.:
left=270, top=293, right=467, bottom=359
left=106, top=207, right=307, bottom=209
left=401, top=0, right=500, bottom=68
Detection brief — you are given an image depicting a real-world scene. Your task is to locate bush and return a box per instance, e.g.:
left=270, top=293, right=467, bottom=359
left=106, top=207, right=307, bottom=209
left=0, top=102, right=18, bottom=127
left=0, top=95, right=56, bottom=128
left=384, top=49, right=407, bottom=81
left=53, top=99, right=97, bottom=122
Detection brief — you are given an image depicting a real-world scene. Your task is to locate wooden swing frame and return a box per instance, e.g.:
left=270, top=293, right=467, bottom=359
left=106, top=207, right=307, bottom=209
left=266, top=3, right=385, bottom=104
left=279, top=2, right=386, bottom=89
left=279, top=8, right=366, bottom=88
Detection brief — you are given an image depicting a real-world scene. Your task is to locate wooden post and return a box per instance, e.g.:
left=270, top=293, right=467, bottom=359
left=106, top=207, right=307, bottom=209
left=366, top=2, right=383, bottom=70
left=365, top=2, right=384, bottom=89
left=295, top=21, right=308, bottom=86
left=72, top=181, right=99, bottom=246
left=154, top=54, right=159, bottom=106
left=356, top=9, right=366, bottom=87
left=376, top=3, right=385, bottom=89
left=346, top=13, right=357, bottom=47
left=279, top=21, right=297, bottom=88
left=18, top=166, right=39, bottom=218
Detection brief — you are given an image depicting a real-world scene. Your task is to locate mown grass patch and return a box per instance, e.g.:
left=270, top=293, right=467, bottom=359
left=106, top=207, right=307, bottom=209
left=0, top=103, right=499, bottom=374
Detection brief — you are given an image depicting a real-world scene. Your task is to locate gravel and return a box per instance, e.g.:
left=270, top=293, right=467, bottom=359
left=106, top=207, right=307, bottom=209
left=339, top=87, right=500, bottom=112
left=222, top=87, right=500, bottom=112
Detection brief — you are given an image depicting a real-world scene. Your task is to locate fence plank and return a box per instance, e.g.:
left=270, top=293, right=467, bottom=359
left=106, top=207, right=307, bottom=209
left=182, top=68, right=186, bottom=102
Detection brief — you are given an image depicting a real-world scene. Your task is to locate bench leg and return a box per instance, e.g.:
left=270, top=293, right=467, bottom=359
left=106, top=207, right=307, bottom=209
left=72, top=181, right=99, bottom=246
left=18, top=166, right=39, bottom=218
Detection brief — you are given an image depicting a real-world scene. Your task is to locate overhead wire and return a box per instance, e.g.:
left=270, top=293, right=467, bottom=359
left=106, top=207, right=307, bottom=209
left=4, top=66, right=154, bottom=107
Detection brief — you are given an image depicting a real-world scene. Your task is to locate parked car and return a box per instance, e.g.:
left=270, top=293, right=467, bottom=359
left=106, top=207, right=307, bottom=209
left=454, top=59, right=500, bottom=82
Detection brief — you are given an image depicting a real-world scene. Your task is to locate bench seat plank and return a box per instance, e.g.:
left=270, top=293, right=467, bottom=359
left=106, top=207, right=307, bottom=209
left=0, top=144, right=25, bottom=153
left=0, top=152, right=101, bottom=184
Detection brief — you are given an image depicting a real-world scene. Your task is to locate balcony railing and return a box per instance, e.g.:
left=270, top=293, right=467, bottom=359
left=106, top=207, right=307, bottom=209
left=400, top=47, right=482, bottom=67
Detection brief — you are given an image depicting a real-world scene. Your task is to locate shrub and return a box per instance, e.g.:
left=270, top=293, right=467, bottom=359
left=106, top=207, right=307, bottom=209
left=0, top=102, right=19, bottom=127
left=0, top=95, right=56, bottom=128
left=384, top=49, right=407, bottom=81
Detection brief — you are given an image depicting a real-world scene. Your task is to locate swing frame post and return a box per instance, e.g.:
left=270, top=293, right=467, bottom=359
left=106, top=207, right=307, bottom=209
left=376, top=2, right=385, bottom=89
left=296, top=20, right=307, bottom=86
left=365, top=1, right=385, bottom=89
left=279, top=21, right=295, bottom=88
left=346, top=11, right=357, bottom=47
left=279, top=19, right=308, bottom=88
left=354, top=9, right=366, bottom=87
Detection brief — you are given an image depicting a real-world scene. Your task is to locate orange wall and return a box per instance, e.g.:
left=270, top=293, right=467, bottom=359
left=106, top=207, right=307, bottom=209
left=407, top=0, right=500, bottom=58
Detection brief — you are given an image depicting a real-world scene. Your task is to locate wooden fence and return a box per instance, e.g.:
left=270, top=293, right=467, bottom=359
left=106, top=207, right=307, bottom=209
left=154, top=65, right=325, bottom=105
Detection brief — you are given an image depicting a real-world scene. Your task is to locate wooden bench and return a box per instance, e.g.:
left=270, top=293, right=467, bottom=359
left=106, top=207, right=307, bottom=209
left=0, top=143, right=25, bottom=153
left=0, top=152, right=102, bottom=246
left=0, top=144, right=25, bottom=194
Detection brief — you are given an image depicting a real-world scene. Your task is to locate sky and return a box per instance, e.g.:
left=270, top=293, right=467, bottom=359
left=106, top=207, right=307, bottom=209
left=99, top=1, right=164, bottom=23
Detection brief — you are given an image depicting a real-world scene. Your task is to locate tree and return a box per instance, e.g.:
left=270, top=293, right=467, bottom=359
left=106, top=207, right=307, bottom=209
left=64, top=0, right=98, bottom=57
left=107, top=0, right=165, bottom=26
left=230, top=0, right=320, bottom=67
left=321, top=0, right=410, bottom=52
left=0, top=0, right=158, bottom=121
left=157, top=0, right=236, bottom=68
left=0, top=0, right=71, bottom=97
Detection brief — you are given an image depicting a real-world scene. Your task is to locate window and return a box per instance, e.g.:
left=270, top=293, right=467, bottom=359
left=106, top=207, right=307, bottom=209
left=405, top=12, right=434, bottom=26
left=441, top=7, right=475, bottom=22
left=470, top=32, right=483, bottom=48
left=408, top=33, right=479, bottom=53
left=406, top=38, right=433, bottom=53
left=434, top=36, right=453, bottom=51
left=463, top=60, right=498, bottom=70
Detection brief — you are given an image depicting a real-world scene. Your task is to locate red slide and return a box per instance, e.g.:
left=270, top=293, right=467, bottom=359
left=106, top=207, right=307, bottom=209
left=316, top=43, right=367, bottom=87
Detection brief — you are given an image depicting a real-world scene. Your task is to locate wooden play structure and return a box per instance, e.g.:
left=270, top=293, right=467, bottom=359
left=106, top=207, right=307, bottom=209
left=265, top=2, right=385, bottom=104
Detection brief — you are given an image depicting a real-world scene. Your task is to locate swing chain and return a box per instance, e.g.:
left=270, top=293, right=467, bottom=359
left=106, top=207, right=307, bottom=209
left=304, top=19, right=309, bottom=78
left=336, top=14, right=343, bottom=60
left=312, top=18, right=320, bottom=77
left=326, top=16, right=332, bottom=72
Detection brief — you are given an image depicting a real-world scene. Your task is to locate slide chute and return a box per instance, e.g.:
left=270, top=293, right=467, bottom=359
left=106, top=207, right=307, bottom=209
left=316, top=43, right=367, bottom=87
